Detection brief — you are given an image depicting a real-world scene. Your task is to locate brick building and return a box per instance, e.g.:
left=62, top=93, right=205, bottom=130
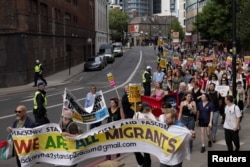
left=0, top=0, right=95, bottom=87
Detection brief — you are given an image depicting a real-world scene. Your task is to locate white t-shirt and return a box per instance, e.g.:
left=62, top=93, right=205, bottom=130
left=158, top=114, right=165, bottom=123
left=133, top=112, right=157, bottom=121
left=159, top=126, right=191, bottom=165
left=223, top=104, right=242, bottom=130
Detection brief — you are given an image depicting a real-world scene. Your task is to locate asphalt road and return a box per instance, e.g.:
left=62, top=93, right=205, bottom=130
left=0, top=46, right=158, bottom=166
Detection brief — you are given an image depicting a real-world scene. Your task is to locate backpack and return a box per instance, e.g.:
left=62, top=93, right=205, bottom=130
left=66, top=121, right=84, bottom=134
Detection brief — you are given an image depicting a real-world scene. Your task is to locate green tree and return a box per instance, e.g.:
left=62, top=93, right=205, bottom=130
left=109, top=9, right=128, bottom=42
left=168, top=18, right=185, bottom=41
left=238, top=0, right=250, bottom=51
left=194, top=0, right=232, bottom=42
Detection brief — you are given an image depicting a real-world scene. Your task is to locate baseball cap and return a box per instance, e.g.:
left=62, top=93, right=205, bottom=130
left=146, top=66, right=152, bottom=70
left=37, top=82, right=46, bottom=87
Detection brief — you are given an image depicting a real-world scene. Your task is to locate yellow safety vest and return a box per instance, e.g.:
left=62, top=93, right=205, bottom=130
left=157, top=56, right=161, bottom=63
left=33, top=91, right=47, bottom=109
left=142, top=71, right=152, bottom=83
left=34, top=64, right=41, bottom=73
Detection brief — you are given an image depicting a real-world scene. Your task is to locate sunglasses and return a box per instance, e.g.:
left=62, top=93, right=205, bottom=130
left=15, top=110, right=22, bottom=113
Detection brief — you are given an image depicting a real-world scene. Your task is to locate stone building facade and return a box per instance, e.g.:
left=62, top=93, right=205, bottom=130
left=0, top=0, right=95, bottom=87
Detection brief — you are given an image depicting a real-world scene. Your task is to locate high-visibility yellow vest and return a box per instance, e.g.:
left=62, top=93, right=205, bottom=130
left=34, top=64, right=41, bottom=73
left=142, top=71, right=147, bottom=83
left=142, top=71, right=152, bottom=83
left=33, top=91, right=47, bottom=109
left=157, top=56, right=161, bottom=63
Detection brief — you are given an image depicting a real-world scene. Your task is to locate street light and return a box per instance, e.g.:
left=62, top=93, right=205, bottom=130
left=197, top=0, right=199, bottom=46
left=232, top=0, right=237, bottom=101
left=170, top=2, right=175, bottom=49
left=87, top=37, right=93, bottom=56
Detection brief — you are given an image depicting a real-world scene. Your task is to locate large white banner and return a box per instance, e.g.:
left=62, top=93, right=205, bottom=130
left=11, top=120, right=191, bottom=167
left=63, top=89, right=109, bottom=124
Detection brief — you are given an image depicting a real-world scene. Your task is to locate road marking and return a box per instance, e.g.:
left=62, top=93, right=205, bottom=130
left=0, top=52, right=142, bottom=120
left=20, top=87, right=85, bottom=102
left=0, top=98, right=10, bottom=102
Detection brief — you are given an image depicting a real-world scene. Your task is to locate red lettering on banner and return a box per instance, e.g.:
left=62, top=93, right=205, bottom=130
left=14, top=137, right=39, bottom=154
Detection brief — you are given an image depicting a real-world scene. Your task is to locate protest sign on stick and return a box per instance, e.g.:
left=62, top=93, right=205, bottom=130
left=107, top=73, right=120, bottom=99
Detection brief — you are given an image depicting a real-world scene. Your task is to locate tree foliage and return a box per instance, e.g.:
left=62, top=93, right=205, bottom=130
left=238, top=0, right=250, bottom=50
left=193, top=0, right=232, bottom=41
left=168, top=18, right=185, bottom=41
left=193, top=0, right=250, bottom=51
left=109, top=9, right=128, bottom=41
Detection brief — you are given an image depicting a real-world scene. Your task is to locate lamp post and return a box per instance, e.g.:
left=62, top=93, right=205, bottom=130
left=170, top=1, right=175, bottom=50
left=87, top=37, right=93, bottom=56
left=197, top=0, right=199, bottom=47
left=232, top=0, right=237, bottom=101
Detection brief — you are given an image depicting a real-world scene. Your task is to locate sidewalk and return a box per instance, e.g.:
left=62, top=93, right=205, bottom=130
left=0, top=63, right=84, bottom=96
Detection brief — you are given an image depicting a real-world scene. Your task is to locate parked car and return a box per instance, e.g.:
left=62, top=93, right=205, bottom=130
left=113, top=46, right=123, bottom=57
left=99, top=44, right=115, bottom=63
left=96, top=54, right=107, bottom=66
left=84, top=57, right=104, bottom=71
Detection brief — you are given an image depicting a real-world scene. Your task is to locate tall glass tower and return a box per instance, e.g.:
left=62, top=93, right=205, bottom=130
left=123, top=0, right=153, bottom=20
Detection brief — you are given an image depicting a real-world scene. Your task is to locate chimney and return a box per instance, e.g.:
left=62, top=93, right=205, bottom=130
left=131, top=9, right=137, bottom=18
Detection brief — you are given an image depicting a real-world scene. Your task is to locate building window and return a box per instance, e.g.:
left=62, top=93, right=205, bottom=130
left=73, top=16, right=78, bottom=23
left=30, top=0, right=38, bottom=14
left=66, top=0, right=71, bottom=3
left=40, top=3, right=48, bottom=16
left=55, top=8, right=61, bottom=20
left=65, top=12, right=71, bottom=21
left=89, top=1, right=94, bottom=25
left=73, top=0, right=78, bottom=6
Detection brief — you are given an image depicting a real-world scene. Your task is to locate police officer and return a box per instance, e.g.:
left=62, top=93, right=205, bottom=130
left=33, top=82, right=50, bottom=126
left=142, top=66, right=152, bottom=96
left=33, top=60, right=47, bottom=87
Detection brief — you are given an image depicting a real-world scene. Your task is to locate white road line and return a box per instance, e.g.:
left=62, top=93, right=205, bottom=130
left=0, top=98, right=10, bottom=102
left=20, top=87, right=85, bottom=103
left=0, top=52, right=142, bottom=120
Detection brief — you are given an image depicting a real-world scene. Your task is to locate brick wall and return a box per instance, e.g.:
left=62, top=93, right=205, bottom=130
left=0, top=0, right=95, bottom=87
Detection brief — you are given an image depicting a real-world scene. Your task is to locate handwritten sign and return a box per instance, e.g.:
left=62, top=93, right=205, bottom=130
left=107, top=73, right=116, bottom=88
left=129, top=83, right=141, bottom=103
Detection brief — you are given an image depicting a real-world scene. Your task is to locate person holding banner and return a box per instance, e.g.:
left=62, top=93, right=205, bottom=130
left=106, top=97, right=125, bottom=160
left=121, top=85, right=135, bottom=118
left=159, top=108, right=194, bottom=167
left=84, top=85, right=102, bottom=129
left=6, top=105, right=36, bottom=167
left=133, top=102, right=156, bottom=167
left=59, top=109, right=79, bottom=167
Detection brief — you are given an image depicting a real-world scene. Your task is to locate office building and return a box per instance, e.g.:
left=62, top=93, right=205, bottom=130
left=123, top=0, right=153, bottom=20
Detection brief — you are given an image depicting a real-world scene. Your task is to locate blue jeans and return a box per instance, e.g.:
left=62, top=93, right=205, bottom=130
left=211, top=111, right=220, bottom=138
left=180, top=116, right=195, bottom=153
left=181, top=116, right=195, bottom=130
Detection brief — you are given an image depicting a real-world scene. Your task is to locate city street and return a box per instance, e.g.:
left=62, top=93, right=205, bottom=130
left=1, top=46, right=250, bottom=167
